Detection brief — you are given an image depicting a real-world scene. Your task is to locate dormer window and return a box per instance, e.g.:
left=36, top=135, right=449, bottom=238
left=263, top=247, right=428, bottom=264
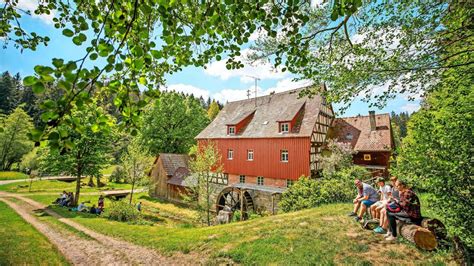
left=228, top=126, right=236, bottom=135
left=280, top=122, right=290, bottom=133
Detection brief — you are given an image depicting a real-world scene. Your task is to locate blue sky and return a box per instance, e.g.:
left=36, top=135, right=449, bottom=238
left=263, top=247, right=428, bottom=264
left=0, top=2, right=420, bottom=117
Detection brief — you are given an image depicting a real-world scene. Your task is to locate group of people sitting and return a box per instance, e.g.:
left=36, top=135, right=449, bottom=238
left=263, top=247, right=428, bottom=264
left=54, top=191, right=75, bottom=207
left=349, top=176, right=422, bottom=242
left=54, top=192, right=105, bottom=215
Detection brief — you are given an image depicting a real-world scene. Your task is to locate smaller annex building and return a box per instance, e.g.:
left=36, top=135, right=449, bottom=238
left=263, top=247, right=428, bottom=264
left=149, top=153, right=192, bottom=204
left=332, top=111, right=394, bottom=176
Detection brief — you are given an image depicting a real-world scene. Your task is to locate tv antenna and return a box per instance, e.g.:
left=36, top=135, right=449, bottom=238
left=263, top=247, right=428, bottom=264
left=245, top=75, right=260, bottom=107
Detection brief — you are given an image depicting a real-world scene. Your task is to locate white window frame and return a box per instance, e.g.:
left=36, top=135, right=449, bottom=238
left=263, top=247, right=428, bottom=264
left=281, top=149, right=289, bottom=162
left=210, top=173, right=229, bottom=185
left=247, top=149, right=254, bottom=161
left=257, top=176, right=264, bottom=186
left=227, top=149, right=234, bottom=160
left=228, top=126, right=236, bottom=135
left=363, top=154, right=371, bottom=161
left=280, top=122, right=290, bottom=133
left=239, top=175, right=245, bottom=183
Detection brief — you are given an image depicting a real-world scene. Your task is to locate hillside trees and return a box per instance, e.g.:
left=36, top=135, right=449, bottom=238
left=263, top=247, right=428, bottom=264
left=0, top=107, right=34, bottom=170
left=139, top=91, right=209, bottom=154
left=39, top=106, right=115, bottom=205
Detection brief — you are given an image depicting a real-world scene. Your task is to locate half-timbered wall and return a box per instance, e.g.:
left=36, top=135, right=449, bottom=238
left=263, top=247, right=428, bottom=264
left=309, top=100, right=334, bottom=177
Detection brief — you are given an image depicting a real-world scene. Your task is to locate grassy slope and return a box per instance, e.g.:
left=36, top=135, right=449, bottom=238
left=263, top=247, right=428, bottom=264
left=0, top=201, right=68, bottom=265
left=0, top=171, right=28, bottom=180
left=25, top=195, right=453, bottom=265
left=0, top=178, right=134, bottom=193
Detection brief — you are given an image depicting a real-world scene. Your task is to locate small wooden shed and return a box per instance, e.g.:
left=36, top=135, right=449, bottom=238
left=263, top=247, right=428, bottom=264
left=149, top=153, right=191, bottom=204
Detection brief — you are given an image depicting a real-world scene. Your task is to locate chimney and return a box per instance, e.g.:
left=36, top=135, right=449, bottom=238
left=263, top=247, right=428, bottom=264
left=369, top=111, right=376, bottom=131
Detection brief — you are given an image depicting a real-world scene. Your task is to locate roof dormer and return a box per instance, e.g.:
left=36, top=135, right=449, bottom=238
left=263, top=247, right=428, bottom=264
left=225, top=110, right=255, bottom=136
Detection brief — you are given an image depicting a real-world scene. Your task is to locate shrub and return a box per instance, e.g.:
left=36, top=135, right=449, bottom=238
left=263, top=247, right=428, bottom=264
left=105, top=200, right=141, bottom=222
left=108, top=166, right=126, bottom=183
left=279, top=166, right=370, bottom=213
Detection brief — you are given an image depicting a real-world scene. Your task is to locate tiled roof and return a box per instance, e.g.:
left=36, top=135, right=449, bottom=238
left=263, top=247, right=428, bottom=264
left=158, top=153, right=189, bottom=176
left=196, top=86, right=327, bottom=139
left=333, top=113, right=392, bottom=151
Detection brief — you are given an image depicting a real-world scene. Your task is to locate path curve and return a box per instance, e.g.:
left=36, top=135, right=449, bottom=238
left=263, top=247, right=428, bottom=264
left=0, top=191, right=201, bottom=265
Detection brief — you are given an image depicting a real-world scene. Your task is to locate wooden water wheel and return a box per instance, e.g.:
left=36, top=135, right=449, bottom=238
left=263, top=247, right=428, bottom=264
left=216, top=187, right=255, bottom=220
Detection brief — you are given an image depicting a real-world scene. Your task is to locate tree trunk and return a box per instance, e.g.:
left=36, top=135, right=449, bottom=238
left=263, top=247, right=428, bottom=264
left=206, top=173, right=210, bottom=226
left=397, top=222, right=437, bottom=250
left=88, top=176, right=95, bottom=187
left=129, top=180, right=135, bottom=205
left=74, top=169, right=82, bottom=207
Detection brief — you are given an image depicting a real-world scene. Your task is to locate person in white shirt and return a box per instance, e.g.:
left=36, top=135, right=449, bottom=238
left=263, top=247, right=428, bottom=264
left=370, top=177, right=392, bottom=219
left=77, top=202, right=88, bottom=212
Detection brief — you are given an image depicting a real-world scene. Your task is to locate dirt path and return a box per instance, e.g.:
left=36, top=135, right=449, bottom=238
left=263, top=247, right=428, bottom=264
left=0, top=176, right=75, bottom=186
left=0, top=191, right=201, bottom=265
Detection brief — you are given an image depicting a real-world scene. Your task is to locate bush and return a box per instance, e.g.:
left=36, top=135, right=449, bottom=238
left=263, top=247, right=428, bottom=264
left=105, top=200, right=141, bottom=222
left=108, top=166, right=126, bottom=183
left=279, top=166, right=370, bottom=213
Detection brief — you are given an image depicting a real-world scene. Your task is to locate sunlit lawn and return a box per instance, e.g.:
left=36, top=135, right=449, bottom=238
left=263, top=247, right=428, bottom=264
left=0, top=201, right=68, bottom=265
left=0, top=171, right=28, bottom=180
left=23, top=193, right=454, bottom=265
left=3, top=177, right=455, bottom=265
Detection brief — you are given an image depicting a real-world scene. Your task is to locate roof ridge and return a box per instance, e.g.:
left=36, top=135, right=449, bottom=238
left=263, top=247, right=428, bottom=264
left=336, top=113, right=390, bottom=119
left=226, top=84, right=318, bottom=104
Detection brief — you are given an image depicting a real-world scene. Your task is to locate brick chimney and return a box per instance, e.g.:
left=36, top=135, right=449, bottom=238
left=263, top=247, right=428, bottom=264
left=369, top=111, right=376, bottom=131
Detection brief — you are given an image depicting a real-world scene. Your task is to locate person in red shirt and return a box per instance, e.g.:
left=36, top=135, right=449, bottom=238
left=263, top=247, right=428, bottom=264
left=385, top=179, right=422, bottom=242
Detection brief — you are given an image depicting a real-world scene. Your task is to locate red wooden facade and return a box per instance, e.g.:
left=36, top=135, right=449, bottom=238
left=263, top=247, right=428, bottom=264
left=198, top=137, right=311, bottom=180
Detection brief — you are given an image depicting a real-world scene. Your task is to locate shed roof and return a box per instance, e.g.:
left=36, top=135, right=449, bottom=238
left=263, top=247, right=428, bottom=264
left=333, top=113, right=392, bottom=152
left=167, top=167, right=197, bottom=187
left=196, top=86, right=327, bottom=139
left=157, top=153, right=189, bottom=176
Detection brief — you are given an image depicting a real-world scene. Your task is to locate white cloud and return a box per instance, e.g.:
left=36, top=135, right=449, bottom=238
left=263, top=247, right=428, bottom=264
left=11, top=0, right=55, bottom=24
left=165, top=84, right=210, bottom=99
left=204, top=49, right=288, bottom=83
left=400, top=103, right=420, bottom=113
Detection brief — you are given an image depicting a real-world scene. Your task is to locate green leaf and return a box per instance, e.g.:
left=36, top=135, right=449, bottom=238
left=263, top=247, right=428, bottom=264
left=52, top=58, right=64, bottom=68
left=114, top=97, right=122, bottom=106
left=23, top=76, right=37, bottom=86
left=62, top=29, right=74, bottom=37
left=48, top=132, right=60, bottom=141
left=89, top=53, right=98, bottom=60
left=91, top=124, right=99, bottom=133
left=30, top=129, right=43, bottom=142
left=32, top=82, right=45, bottom=94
